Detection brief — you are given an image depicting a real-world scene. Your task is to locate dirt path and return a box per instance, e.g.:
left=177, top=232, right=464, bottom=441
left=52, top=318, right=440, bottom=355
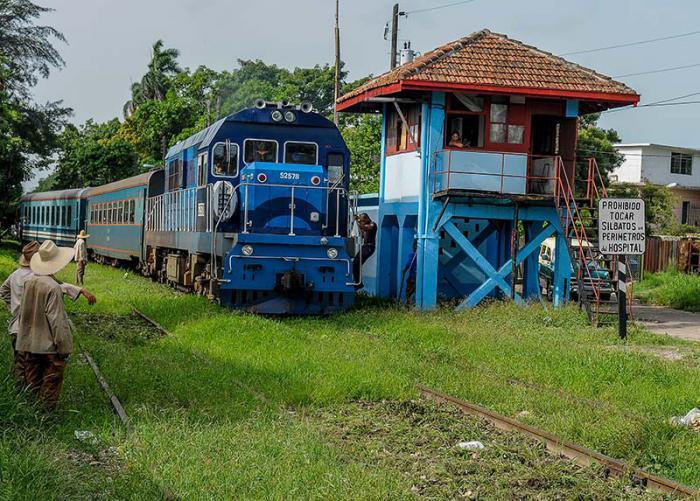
left=633, top=304, right=700, bottom=342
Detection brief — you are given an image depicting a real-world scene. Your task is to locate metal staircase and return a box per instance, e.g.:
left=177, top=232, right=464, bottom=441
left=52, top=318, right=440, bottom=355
left=554, top=158, right=630, bottom=326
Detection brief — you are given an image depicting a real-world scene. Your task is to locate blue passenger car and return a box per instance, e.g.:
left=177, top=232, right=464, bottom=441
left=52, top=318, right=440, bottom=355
left=20, top=188, right=90, bottom=247
left=85, top=172, right=154, bottom=264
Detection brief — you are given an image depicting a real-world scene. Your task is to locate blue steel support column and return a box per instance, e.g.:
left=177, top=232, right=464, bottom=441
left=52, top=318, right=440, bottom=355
left=416, top=91, right=445, bottom=310
left=378, top=103, right=388, bottom=204
left=398, top=215, right=417, bottom=301
left=553, top=223, right=571, bottom=307
left=374, top=103, right=391, bottom=297
left=523, top=220, right=545, bottom=300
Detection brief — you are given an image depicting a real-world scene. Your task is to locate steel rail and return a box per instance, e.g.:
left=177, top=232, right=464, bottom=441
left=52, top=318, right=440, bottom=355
left=418, top=385, right=697, bottom=497
left=69, top=318, right=133, bottom=433
left=132, top=306, right=170, bottom=336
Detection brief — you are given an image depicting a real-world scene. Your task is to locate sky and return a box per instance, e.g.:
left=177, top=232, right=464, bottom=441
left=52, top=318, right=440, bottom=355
left=26, top=0, right=700, bottom=186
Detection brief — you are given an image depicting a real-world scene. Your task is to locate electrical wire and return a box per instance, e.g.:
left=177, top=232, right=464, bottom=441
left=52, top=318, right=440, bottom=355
left=613, top=62, right=700, bottom=78
left=559, top=29, right=700, bottom=56
left=575, top=148, right=696, bottom=158
left=403, top=0, right=477, bottom=15
left=602, top=91, right=700, bottom=114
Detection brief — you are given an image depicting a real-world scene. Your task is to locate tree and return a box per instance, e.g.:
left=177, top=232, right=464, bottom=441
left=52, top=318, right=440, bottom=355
left=118, top=91, right=201, bottom=163
left=577, top=113, right=624, bottom=183
left=0, top=0, right=65, bottom=96
left=0, top=1, right=70, bottom=224
left=340, top=113, right=381, bottom=193
left=123, top=40, right=182, bottom=117
left=33, top=170, right=58, bottom=192
left=338, top=76, right=381, bottom=193
left=216, top=60, right=347, bottom=118
left=606, top=181, right=674, bottom=234
left=53, top=119, right=140, bottom=189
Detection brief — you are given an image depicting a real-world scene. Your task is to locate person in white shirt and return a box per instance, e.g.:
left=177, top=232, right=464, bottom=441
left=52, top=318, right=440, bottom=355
left=0, top=241, right=96, bottom=386
left=73, top=230, right=90, bottom=285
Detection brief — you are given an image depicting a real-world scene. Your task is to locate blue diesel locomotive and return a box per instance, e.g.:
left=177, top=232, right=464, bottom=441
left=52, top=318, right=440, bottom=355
left=19, top=101, right=356, bottom=315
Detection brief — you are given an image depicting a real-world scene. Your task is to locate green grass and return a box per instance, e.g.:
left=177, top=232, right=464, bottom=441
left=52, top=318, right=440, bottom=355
left=635, top=271, right=700, bottom=312
left=0, top=241, right=699, bottom=498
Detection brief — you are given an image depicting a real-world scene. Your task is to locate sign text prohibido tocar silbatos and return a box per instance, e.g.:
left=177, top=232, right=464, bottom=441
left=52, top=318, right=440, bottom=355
left=598, top=198, right=646, bottom=255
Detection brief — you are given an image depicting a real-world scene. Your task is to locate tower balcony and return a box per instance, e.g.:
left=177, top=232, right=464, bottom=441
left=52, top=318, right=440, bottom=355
left=433, top=149, right=565, bottom=201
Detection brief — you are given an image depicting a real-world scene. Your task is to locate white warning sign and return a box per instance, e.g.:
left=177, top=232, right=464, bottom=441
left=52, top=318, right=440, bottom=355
left=598, top=198, right=646, bottom=255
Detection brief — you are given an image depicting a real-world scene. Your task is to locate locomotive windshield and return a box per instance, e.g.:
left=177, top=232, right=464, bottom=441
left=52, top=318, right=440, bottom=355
left=284, top=142, right=317, bottom=165
left=213, top=142, right=239, bottom=176
left=244, top=139, right=277, bottom=163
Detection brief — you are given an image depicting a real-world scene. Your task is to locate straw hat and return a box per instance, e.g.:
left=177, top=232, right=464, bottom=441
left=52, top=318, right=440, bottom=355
left=19, top=241, right=40, bottom=267
left=30, top=240, right=75, bottom=276
left=77, top=229, right=90, bottom=239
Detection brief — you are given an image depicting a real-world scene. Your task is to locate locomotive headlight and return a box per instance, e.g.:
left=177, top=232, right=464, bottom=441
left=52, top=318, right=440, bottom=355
left=326, top=247, right=338, bottom=259
left=271, top=110, right=283, bottom=122
left=242, top=244, right=254, bottom=256
left=320, top=237, right=328, bottom=245
left=284, top=111, right=296, bottom=123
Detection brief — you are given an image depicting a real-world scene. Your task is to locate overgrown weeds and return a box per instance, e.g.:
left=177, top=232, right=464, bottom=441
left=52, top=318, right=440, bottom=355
left=635, top=271, right=700, bottom=312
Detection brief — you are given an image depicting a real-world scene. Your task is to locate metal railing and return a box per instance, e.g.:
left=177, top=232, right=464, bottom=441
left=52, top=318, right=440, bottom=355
left=432, top=149, right=562, bottom=196
left=145, top=179, right=349, bottom=238
left=146, top=184, right=214, bottom=233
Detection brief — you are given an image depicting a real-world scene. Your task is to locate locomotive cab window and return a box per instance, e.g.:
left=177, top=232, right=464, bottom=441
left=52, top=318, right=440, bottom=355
left=284, top=142, right=318, bottom=165
left=244, top=139, right=277, bottom=164
left=212, top=143, right=239, bottom=177
left=327, top=153, right=344, bottom=183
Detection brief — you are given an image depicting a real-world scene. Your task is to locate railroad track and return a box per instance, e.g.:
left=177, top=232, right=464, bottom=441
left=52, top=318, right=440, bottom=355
left=131, top=306, right=170, bottom=336
left=418, top=385, right=697, bottom=497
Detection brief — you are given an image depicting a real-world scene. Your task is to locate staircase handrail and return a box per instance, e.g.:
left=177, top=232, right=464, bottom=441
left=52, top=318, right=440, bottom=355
left=555, top=157, right=604, bottom=322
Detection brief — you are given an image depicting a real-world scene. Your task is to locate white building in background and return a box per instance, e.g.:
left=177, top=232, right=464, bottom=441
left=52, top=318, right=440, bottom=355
left=613, top=143, right=700, bottom=227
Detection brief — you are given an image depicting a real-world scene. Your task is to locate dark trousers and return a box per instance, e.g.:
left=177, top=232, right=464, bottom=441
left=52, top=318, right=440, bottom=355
left=10, top=333, right=27, bottom=387
left=405, top=276, right=416, bottom=304
left=353, top=245, right=376, bottom=284
left=24, top=353, right=67, bottom=409
left=76, top=260, right=86, bottom=285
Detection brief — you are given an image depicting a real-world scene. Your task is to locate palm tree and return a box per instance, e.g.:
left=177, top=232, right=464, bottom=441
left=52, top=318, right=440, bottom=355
left=123, top=40, right=181, bottom=117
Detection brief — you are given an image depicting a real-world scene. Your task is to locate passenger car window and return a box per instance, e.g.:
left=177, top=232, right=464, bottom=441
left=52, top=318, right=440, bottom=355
left=284, top=142, right=317, bottom=165
left=212, top=143, right=239, bottom=176
left=244, top=140, right=277, bottom=164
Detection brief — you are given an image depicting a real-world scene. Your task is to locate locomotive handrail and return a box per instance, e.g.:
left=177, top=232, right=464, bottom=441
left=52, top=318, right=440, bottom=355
left=234, top=178, right=348, bottom=238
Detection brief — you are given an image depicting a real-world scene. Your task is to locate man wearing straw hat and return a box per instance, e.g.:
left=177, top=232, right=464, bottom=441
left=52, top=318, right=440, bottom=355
left=17, top=240, right=82, bottom=408
left=74, top=230, right=89, bottom=285
left=1, top=241, right=96, bottom=387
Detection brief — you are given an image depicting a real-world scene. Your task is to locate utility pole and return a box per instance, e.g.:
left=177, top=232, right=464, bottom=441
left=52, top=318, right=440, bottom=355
left=333, top=0, right=341, bottom=124
left=390, top=3, right=399, bottom=69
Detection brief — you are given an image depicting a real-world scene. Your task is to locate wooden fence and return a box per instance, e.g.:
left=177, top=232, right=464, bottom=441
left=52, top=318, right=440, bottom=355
left=643, top=236, right=700, bottom=274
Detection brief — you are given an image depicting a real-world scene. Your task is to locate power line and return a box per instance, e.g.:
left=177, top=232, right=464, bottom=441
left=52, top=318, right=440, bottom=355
left=576, top=148, right=698, bottom=158
left=603, top=91, right=700, bottom=114
left=559, top=29, right=700, bottom=56
left=404, top=0, right=476, bottom=15
left=613, top=62, right=700, bottom=78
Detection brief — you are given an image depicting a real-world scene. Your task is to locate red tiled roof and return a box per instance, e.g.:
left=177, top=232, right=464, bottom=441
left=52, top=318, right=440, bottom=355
left=338, top=30, right=639, bottom=110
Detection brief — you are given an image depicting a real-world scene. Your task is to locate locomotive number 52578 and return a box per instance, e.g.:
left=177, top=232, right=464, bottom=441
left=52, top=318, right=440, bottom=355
left=280, top=172, right=300, bottom=180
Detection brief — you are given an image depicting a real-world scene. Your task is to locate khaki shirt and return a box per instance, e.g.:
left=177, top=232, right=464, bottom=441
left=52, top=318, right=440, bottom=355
left=74, top=239, right=87, bottom=263
left=0, top=266, right=81, bottom=335
left=17, top=275, right=73, bottom=355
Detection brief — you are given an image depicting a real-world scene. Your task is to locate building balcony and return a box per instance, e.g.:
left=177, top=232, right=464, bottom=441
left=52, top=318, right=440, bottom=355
left=433, top=149, right=563, bottom=200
